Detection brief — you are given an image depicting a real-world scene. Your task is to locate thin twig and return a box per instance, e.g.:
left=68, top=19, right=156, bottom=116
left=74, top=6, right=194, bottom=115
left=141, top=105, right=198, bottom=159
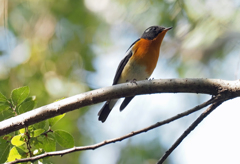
left=157, top=100, right=223, bottom=164
left=24, top=127, right=32, bottom=157
left=7, top=97, right=216, bottom=164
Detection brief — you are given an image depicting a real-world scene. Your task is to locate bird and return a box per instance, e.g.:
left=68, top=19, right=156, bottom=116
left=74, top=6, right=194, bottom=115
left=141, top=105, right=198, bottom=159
left=98, top=25, right=172, bottom=122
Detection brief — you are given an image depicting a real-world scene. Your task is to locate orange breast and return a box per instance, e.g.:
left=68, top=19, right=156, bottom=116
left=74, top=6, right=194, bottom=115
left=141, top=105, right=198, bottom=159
left=130, top=31, right=167, bottom=75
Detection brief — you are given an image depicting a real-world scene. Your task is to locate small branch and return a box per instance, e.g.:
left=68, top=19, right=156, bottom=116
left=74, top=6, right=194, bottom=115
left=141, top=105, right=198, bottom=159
left=8, top=100, right=17, bottom=116
left=157, top=100, right=223, bottom=164
left=42, top=128, right=53, bottom=136
left=7, top=97, right=216, bottom=164
left=1, top=78, right=240, bottom=136
left=24, top=127, right=32, bottom=157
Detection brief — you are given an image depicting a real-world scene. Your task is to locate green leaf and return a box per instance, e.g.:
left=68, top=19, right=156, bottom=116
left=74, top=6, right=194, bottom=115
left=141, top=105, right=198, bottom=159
left=19, top=128, right=25, bottom=134
left=54, top=130, right=74, bottom=148
left=40, top=135, right=56, bottom=152
left=18, top=96, right=36, bottom=114
left=11, top=86, right=30, bottom=106
left=7, top=146, right=26, bottom=162
left=30, top=137, right=43, bottom=150
left=33, top=120, right=48, bottom=130
left=3, top=135, right=12, bottom=141
left=33, top=129, right=45, bottom=137
left=0, top=92, right=7, bottom=102
left=0, top=138, right=10, bottom=163
left=0, top=109, right=14, bottom=121
left=0, top=102, right=10, bottom=113
left=11, top=134, right=25, bottom=146
left=49, top=114, right=65, bottom=127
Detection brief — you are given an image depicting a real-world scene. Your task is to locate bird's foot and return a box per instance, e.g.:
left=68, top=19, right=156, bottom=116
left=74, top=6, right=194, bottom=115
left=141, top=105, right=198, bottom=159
left=147, top=77, right=154, bottom=81
left=126, top=79, right=137, bottom=85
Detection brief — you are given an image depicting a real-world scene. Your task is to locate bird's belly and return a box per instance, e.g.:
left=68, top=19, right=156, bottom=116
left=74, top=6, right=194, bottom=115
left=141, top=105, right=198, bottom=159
left=117, top=60, right=150, bottom=84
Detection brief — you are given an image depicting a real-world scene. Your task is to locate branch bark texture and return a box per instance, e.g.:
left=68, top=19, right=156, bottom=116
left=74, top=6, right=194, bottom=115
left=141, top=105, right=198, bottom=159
left=1, top=78, right=240, bottom=136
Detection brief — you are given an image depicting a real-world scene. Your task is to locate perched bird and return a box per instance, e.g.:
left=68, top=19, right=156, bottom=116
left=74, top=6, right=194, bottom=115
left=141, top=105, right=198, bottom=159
left=98, top=26, right=172, bottom=122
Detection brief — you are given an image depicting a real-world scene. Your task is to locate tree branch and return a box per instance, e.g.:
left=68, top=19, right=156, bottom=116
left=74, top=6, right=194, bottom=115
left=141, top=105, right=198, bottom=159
left=1, top=78, right=240, bottom=136
left=7, top=96, right=217, bottom=164
left=157, top=98, right=224, bottom=164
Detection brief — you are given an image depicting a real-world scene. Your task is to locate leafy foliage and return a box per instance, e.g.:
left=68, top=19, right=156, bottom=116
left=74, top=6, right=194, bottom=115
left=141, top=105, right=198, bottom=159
left=54, top=130, right=74, bottom=148
left=0, top=138, right=10, bottom=163
left=11, top=86, right=30, bottom=107
left=0, top=86, right=74, bottom=163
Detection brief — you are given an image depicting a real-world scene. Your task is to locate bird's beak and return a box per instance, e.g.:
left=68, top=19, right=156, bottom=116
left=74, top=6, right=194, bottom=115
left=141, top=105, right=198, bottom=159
left=164, top=27, right=172, bottom=31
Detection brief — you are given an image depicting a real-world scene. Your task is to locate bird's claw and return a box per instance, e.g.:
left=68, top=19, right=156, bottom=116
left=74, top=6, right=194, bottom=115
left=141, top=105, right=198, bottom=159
left=126, top=79, right=137, bottom=85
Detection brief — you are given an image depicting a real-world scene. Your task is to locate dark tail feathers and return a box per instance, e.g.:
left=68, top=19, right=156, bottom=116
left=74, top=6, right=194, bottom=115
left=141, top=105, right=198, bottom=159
left=120, top=96, right=135, bottom=111
left=98, top=97, right=134, bottom=122
left=98, top=102, right=112, bottom=123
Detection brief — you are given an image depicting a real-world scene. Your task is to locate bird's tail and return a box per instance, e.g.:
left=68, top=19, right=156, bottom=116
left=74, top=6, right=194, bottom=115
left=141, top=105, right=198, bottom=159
left=98, top=99, right=117, bottom=122
left=120, top=96, right=135, bottom=111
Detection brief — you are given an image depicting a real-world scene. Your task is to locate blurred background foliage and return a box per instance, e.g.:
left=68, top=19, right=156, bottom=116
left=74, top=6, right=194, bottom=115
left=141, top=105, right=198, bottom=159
left=0, top=0, right=240, bottom=163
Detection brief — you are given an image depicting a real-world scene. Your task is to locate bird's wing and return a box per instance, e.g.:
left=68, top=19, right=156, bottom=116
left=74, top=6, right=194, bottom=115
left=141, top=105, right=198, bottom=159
left=112, top=39, right=140, bottom=85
